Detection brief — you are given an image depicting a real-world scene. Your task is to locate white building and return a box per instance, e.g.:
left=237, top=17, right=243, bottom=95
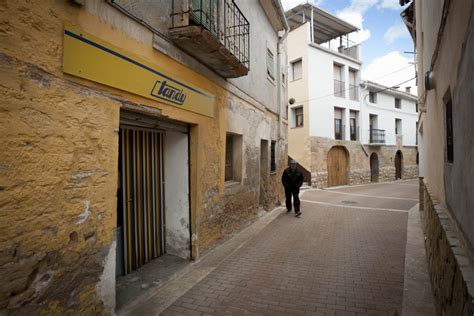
left=360, top=81, right=418, bottom=147
left=286, top=3, right=418, bottom=187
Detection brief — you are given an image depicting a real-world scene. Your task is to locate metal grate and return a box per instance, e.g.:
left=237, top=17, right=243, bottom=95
left=369, top=129, right=385, bottom=144
left=171, top=0, right=250, bottom=69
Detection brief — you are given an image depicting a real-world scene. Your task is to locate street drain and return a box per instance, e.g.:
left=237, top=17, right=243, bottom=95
left=342, top=200, right=357, bottom=204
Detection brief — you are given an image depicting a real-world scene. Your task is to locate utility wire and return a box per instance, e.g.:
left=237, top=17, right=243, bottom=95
left=292, top=76, right=416, bottom=105
left=371, top=64, right=414, bottom=81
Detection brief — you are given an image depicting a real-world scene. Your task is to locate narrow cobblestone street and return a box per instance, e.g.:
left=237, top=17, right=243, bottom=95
left=147, top=180, right=419, bottom=316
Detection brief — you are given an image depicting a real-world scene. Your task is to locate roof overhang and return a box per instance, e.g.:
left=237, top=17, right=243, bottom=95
left=285, top=2, right=358, bottom=44
left=363, top=81, right=417, bottom=101
left=259, top=0, right=290, bottom=32
left=400, top=1, right=415, bottom=42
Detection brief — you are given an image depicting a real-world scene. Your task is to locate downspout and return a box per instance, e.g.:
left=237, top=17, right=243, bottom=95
left=277, top=29, right=288, bottom=141
left=273, top=0, right=289, bottom=141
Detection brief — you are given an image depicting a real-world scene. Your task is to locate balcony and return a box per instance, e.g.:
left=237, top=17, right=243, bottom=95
left=334, top=80, right=345, bottom=98
left=170, top=0, right=249, bottom=78
left=349, top=84, right=358, bottom=101
left=335, top=122, right=345, bottom=140
left=350, top=126, right=359, bottom=141
left=368, top=129, right=385, bottom=145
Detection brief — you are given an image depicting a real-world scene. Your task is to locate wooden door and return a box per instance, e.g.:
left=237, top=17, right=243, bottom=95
left=327, top=146, right=348, bottom=187
left=395, top=151, right=402, bottom=179
left=370, top=153, right=379, bottom=182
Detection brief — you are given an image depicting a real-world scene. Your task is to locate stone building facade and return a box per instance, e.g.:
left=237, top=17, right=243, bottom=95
left=0, top=0, right=288, bottom=313
left=403, top=0, right=474, bottom=314
left=310, top=137, right=418, bottom=188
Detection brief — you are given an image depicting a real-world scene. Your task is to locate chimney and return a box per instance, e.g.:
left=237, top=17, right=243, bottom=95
left=405, top=86, right=411, bottom=94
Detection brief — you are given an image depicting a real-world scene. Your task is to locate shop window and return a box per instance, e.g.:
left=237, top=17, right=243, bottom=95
left=225, top=133, right=243, bottom=182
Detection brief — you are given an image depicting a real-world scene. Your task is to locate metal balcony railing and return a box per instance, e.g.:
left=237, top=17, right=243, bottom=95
left=335, top=122, right=345, bottom=140
left=334, top=80, right=345, bottom=97
left=350, top=126, right=359, bottom=141
left=349, top=84, right=358, bottom=101
left=171, top=0, right=250, bottom=70
left=369, top=129, right=385, bottom=144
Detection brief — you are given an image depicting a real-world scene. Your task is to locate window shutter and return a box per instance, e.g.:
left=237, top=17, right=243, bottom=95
left=293, top=60, right=302, bottom=80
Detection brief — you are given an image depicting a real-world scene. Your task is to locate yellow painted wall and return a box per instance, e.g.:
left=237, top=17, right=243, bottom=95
left=0, top=0, right=229, bottom=313
left=287, top=23, right=311, bottom=170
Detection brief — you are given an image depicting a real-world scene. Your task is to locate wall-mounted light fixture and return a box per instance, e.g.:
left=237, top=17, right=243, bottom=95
left=289, top=98, right=295, bottom=105
left=424, top=71, right=436, bottom=90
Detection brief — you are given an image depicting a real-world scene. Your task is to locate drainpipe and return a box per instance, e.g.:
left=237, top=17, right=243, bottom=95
left=277, top=29, right=288, bottom=141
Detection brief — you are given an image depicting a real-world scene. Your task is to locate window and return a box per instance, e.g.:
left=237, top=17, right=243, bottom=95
left=266, top=49, right=275, bottom=80
left=295, top=107, right=303, bottom=127
left=349, top=69, right=358, bottom=100
left=369, top=91, right=377, bottom=103
left=291, top=59, right=302, bottom=81
left=225, top=133, right=243, bottom=182
left=395, top=98, right=401, bottom=109
left=445, top=99, right=453, bottom=162
left=334, top=64, right=344, bottom=97
left=225, top=134, right=233, bottom=181
left=395, top=119, right=402, bottom=135
left=350, top=110, right=358, bottom=141
left=270, top=141, right=276, bottom=172
left=334, top=108, right=343, bottom=140
left=290, top=106, right=303, bottom=128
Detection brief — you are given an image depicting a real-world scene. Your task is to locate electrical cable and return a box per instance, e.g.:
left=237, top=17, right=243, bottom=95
left=291, top=74, right=416, bottom=105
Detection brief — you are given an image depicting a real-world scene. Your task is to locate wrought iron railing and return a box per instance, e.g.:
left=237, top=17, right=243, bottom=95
left=369, top=129, right=385, bottom=144
left=335, top=121, right=344, bottom=140
left=334, top=80, right=345, bottom=97
left=349, top=84, right=358, bottom=100
left=350, top=126, right=359, bottom=141
left=171, top=0, right=250, bottom=69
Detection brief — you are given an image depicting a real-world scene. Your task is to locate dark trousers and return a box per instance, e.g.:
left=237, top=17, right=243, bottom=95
left=285, top=186, right=300, bottom=212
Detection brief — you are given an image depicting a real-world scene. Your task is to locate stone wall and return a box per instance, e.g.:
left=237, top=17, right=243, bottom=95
left=0, top=52, right=120, bottom=314
left=309, top=136, right=418, bottom=188
left=422, top=180, right=474, bottom=315
left=199, top=92, right=286, bottom=253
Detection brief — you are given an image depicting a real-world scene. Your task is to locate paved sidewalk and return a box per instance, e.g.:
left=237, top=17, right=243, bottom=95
left=162, top=203, right=408, bottom=315
left=401, top=204, right=436, bottom=315
left=122, top=180, right=430, bottom=316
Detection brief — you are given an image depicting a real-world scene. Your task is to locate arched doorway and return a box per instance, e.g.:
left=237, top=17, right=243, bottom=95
left=370, top=153, right=379, bottom=182
left=327, top=146, right=349, bottom=187
left=395, top=150, right=403, bottom=179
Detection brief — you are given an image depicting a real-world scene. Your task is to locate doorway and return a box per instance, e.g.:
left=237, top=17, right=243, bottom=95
left=395, top=150, right=403, bottom=179
left=259, top=140, right=269, bottom=206
left=327, top=146, right=349, bottom=187
left=370, top=153, right=379, bottom=182
left=117, top=127, right=164, bottom=275
left=116, top=112, right=190, bottom=277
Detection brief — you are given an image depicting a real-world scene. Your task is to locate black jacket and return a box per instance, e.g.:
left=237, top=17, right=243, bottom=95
left=282, top=167, right=304, bottom=189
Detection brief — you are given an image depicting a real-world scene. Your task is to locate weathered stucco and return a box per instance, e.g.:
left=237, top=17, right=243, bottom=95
left=0, top=0, right=286, bottom=313
left=414, top=0, right=474, bottom=314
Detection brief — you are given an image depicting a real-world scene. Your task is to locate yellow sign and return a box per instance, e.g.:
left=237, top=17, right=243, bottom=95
left=63, top=25, right=214, bottom=117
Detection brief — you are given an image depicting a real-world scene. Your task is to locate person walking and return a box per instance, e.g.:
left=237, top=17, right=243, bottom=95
left=282, top=160, right=304, bottom=217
